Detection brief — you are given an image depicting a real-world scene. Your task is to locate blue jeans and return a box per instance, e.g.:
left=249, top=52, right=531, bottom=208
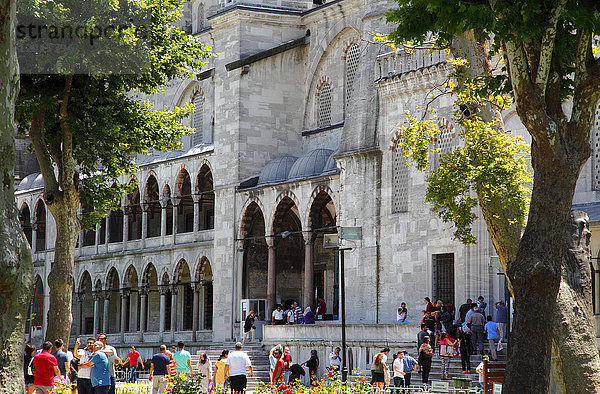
left=128, top=365, right=138, bottom=383
left=93, top=385, right=110, bottom=394
left=77, top=378, right=94, bottom=394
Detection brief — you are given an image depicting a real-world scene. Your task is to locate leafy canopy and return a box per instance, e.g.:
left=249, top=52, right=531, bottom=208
left=16, top=0, right=213, bottom=228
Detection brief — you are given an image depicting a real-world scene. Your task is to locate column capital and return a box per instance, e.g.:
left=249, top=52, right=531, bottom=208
left=266, top=235, right=275, bottom=248
left=303, top=231, right=313, bottom=244
left=171, top=196, right=181, bottom=206
left=75, top=292, right=85, bottom=303
left=170, top=284, right=179, bottom=295
left=140, top=202, right=149, bottom=212
left=236, top=240, right=245, bottom=250
left=191, top=193, right=201, bottom=203
left=159, top=285, right=170, bottom=295
left=139, top=286, right=149, bottom=296
left=104, top=290, right=112, bottom=300
left=159, top=198, right=168, bottom=209
left=192, top=282, right=203, bottom=293
left=93, top=291, right=102, bottom=301
left=120, top=288, right=131, bottom=298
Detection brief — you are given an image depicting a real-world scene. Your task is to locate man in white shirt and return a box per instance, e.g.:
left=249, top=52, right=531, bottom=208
left=286, top=306, right=295, bottom=324
left=272, top=305, right=285, bottom=325
left=73, top=337, right=95, bottom=394
left=224, top=342, right=253, bottom=394
left=392, top=351, right=405, bottom=390
left=328, top=347, right=341, bottom=371
left=97, top=334, right=117, bottom=394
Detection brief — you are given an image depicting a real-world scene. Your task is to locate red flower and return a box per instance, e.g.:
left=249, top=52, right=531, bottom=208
left=278, top=384, right=287, bottom=390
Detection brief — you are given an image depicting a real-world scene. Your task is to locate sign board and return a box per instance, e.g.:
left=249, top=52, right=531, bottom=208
left=493, top=383, right=503, bottom=394
left=430, top=380, right=450, bottom=393
left=323, top=233, right=339, bottom=249
left=340, top=226, right=362, bottom=240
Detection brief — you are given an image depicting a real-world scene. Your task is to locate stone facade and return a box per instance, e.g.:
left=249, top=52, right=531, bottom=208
left=16, top=0, right=600, bottom=354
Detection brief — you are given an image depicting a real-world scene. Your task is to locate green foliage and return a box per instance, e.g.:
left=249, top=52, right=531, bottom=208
left=15, top=0, right=213, bottom=229
left=167, top=372, right=206, bottom=394
left=386, top=0, right=600, bottom=100
left=391, top=78, right=531, bottom=244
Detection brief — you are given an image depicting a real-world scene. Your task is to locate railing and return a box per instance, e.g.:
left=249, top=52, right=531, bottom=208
left=377, top=49, right=447, bottom=80
left=115, top=381, right=152, bottom=394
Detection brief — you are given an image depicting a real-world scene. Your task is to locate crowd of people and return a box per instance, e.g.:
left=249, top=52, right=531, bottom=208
left=412, top=296, right=507, bottom=385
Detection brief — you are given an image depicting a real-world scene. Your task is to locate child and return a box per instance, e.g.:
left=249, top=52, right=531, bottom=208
left=397, top=302, right=410, bottom=324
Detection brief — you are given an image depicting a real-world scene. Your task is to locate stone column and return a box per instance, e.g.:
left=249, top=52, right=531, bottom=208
left=120, top=289, right=129, bottom=342
left=141, top=202, right=148, bottom=248
left=170, top=285, right=178, bottom=341
left=93, top=291, right=101, bottom=336
left=122, top=202, right=129, bottom=251
left=139, top=287, right=148, bottom=342
left=31, top=222, right=37, bottom=255
left=159, top=199, right=167, bottom=246
left=266, top=236, right=276, bottom=317
left=104, top=213, right=110, bottom=253
left=303, top=233, right=314, bottom=309
left=77, top=293, right=84, bottom=336
left=199, top=284, right=206, bottom=330
left=192, top=194, right=201, bottom=234
left=192, top=282, right=200, bottom=342
left=172, top=198, right=180, bottom=244
left=159, top=286, right=168, bottom=339
left=102, top=291, right=110, bottom=334
left=95, top=223, right=101, bottom=254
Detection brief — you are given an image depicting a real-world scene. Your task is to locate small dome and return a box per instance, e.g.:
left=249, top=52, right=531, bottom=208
left=322, top=152, right=338, bottom=174
left=258, top=156, right=298, bottom=185
left=288, top=149, right=334, bottom=180
left=17, top=172, right=44, bottom=191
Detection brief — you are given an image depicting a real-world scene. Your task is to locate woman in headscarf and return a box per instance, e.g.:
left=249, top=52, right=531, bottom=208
left=303, top=307, right=315, bottom=324
left=213, top=350, right=228, bottom=390
left=196, top=352, right=212, bottom=393
left=305, top=349, right=319, bottom=386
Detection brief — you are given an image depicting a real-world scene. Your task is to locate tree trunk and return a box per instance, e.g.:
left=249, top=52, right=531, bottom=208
left=550, top=211, right=600, bottom=393
left=45, top=196, right=80, bottom=343
left=504, top=137, right=582, bottom=393
left=0, top=0, right=34, bottom=391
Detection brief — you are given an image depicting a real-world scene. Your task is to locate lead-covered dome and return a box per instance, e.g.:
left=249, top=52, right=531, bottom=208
left=17, top=172, right=44, bottom=192
left=258, top=156, right=298, bottom=185
left=288, top=149, right=334, bottom=180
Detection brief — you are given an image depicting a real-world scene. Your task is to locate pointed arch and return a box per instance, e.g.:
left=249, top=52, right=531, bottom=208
left=175, top=168, right=194, bottom=233
left=163, top=184, right=173, bottom=236
left=19, top=202, right=32, bottom=247
left=145, top=174, right=161, bottom=238
left=34, top=199, right=46, bottom=252
left=108, top=184, right=124, bottom=243
left=197, top=163, right=215, bottom=231
left=126, top=180, right=142, bottom=241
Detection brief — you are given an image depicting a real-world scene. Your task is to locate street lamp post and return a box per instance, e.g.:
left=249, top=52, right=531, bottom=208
left=339, top=246, right=352, bottom=382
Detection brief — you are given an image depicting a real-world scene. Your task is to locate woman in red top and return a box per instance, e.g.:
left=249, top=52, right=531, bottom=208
left=271, top=349, right=285, bottom=384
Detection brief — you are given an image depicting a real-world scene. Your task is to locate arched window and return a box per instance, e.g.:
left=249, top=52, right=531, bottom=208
left=318, top=83, right=332, bottom=128
left=434, top=118, right=456, bottom=170
left=392, top=149, right=410, bottom=213
left=345, top=43, right=360, bottom=110
left=191, top=92, right=205, bottom=146
left=20, top=204, right=32, bottom=247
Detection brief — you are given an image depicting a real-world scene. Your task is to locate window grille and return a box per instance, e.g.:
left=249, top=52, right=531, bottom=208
left=318, top=83, right=332, bottom=127
left=592, top=102, right=600, bottom=190
left=435, top=121, right=456, bottom=170
left=392, top=149, right=409, bottom=213
left=192, top=94, right=204, bottom=146
left=432, top=253, right=455, bottom=305
left=345, top=44, right=360, bottom=110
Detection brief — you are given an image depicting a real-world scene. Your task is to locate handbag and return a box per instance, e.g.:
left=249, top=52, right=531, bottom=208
left=208, top=380, right=214, bottom=393
left=497, top=341, right=503, bottom=351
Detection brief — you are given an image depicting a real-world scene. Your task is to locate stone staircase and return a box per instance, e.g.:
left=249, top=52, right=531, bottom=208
left=348, top=344, right=508, bottom=389
left=191, top=342, right=271, bottom=390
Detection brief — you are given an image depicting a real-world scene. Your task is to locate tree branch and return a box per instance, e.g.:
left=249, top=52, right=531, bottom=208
left=28, top=104, right=60, bottom=200
left=535, top=0, right=567, bottom=93
left=59, top=74, right=76, bottom=194
left=504, top=39, right=550, bottom=141
left=568, top=31, right=598, bottom=160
